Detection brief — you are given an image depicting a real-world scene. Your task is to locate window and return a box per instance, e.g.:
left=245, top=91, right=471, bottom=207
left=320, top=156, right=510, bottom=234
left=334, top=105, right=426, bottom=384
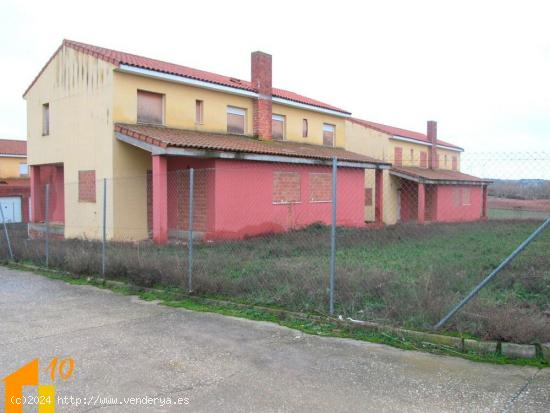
left=444, top=155, right=448, bottom=167
left=365, top=188, right=373, bottom=206
left=453, top=187, right=471, bottom=207
left=462, top=187, right=471, bottom=205
left=323, top=124, right=335, bottom=146
left=410, top=149, right=414, bottom=164
left=420, top=151, right=428, bottom=168
left=195, top=100, right=204, bottom=124
left=42, top=103, right=50, bottom=136
left=19, top=163, right=28, bottom=177
left=310, top=173, right=332, bottom=202
left=394, top=147, right=403, bottom=167
left=452, top=156, right=458, bottom=171
left=79, top=170, right=96, bottom=203
left=302, top=119, right=308, bottom=138
left=435, top=153, right=440, bottom=169
left=137, top=90, right=164, bottom=125
left=272, top=114, right=285, bottom=140
left=227, top=106, right=246, bottom=134
left=273, top=172, right=301, bottom=204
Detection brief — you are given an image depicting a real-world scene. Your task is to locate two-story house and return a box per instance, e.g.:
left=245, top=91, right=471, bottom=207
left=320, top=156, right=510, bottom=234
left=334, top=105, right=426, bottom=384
left=0, top=139, right=30, bottom=223
left=346, top=118, right=490, bottom=224
left=24, top=40, right=388, bottom=243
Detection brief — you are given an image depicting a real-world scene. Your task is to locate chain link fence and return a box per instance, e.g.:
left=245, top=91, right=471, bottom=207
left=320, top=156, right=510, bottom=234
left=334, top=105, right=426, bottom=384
left=0, top=153, right=548, bottom=344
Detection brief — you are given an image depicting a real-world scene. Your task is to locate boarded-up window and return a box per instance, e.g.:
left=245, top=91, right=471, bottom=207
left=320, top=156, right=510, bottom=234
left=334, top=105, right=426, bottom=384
left=272, top=114, right=285, bottom=140
left=195, top=100, right=204, bottom=124
left=42, top=103, right=50, bottom=135
left=453, top=187, right=471, bottom=207
left=394, top=147, right=403, bottom=166
left=462, top=187, right=471, bottom=205
left=302, top=119, right=308, bottom=137
left=323, top=124, right=335, bottom=146
left=420, top=151, right=428, bottom=168
left=137, top=90, right=164, bottom=124
left=227, top=106, right=246, bottom=134
left=452, top=156, right=458, bottom=171
left=273, top=172, right=301, bottom=204
left=310, top=173, right=332, bottom=202
left=365, top=188, right=373, bottom=206
left=79, top=170, right=96, bottom=203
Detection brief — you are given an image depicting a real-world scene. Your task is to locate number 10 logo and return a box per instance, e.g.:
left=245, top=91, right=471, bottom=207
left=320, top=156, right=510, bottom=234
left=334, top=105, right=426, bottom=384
left=2, top=357, right=74, bottom=413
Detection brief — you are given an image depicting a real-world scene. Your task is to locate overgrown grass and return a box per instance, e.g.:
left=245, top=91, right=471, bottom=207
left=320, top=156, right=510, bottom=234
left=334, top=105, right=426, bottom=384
left=1, top=220, right=548, bottom=343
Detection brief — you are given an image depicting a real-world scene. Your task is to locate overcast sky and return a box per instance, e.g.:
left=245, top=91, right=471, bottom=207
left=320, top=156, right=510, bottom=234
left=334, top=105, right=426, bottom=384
left=1, top=0, right=548, bottom=169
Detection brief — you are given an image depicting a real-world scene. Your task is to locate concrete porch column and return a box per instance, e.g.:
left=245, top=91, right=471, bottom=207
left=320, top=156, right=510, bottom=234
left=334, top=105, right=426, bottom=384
left=152, top=155, right=168, bottom=244
left=417, top=182, right=426, bottom=224
left=30, top=165, right=42, bottom=222
left=374, top=169, right=384, bottom=225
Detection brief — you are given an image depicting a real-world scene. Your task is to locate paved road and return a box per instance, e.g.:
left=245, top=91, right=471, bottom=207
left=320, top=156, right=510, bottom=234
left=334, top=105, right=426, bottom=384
left=0, top=267, right=548, bottom=412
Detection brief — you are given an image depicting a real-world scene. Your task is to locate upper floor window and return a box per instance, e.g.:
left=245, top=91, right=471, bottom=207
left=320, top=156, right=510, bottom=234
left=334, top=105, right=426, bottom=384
left=394, top=147, right=403, bottom=167
left=195, top=100, right=204, bottom=124
left=452, top=156, right=458, bottom=171
left=410, top=149, right=414, bottom=164
left=19, top=163, right=28, bottom=177
left=42, top=103, right=50, bottom=136
left=227, top=106, right=246, bottom=134
left=420, top=151, right=428, bottom=168
left=272, top=114, right=285, bottom=140
left=323, top=123, right=335, bottom=147
left=137, top=90, right=164, bottom=125
left=302, top=119, right=308, bottom=138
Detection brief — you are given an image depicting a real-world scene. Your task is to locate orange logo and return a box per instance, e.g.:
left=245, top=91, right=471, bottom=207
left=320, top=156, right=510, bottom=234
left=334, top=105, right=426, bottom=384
left=2, top=357, right=74, bottom=413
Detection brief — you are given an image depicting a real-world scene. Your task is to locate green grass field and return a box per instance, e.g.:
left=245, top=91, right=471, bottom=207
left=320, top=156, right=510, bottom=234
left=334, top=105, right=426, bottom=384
left=489, top=208, right=549, bottom=220
left=4, top=220, right=549, bottom=343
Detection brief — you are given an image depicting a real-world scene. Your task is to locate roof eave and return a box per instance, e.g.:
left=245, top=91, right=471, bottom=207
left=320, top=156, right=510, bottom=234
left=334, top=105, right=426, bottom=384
left=390, top=170, right=491, bottom=185
left=115, top=131, right=387, bottom=169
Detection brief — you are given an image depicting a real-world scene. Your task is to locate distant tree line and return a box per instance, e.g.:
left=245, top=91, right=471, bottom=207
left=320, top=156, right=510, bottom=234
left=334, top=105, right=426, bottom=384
left=488, top=179, right=550, bottom=199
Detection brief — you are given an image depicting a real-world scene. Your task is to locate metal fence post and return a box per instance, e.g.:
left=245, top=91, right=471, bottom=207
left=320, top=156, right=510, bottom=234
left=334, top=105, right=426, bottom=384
left=434, top=215, right=550, bottom=330
left=45, top=184, right=50, bottom=267
left=188, top=168, right=194, bottom=293
left=329, top=157, right=337, bottom=315
left=0, top=202, right=14, bottom=260
left=102, top=178, right=107, bottom=277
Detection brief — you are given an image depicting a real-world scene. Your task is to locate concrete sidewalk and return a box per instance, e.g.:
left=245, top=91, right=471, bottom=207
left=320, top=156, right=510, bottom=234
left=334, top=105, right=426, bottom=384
left=0, top=267, right=547, bottom=412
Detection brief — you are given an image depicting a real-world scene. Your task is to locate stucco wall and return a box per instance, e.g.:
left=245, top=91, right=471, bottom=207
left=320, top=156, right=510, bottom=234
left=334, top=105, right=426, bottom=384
left=436, top=185, right=483, bottom=222
left=25, top=45, right=116, bottom=239
left=211, top=159, right=365, bottom=239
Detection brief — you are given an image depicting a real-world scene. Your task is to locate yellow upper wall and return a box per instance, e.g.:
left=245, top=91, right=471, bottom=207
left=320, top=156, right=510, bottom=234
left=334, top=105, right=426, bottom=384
left=345, top=120, right=461, bottom=170
left=112, top=71, right=346, bottom=147
left=0, top=157, right=27, bottom=179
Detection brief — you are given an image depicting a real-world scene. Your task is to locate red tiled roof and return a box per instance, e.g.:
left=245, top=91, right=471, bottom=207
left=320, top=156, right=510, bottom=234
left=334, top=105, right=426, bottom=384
left=115, top=123, right=388, bottom=167
left=0, top=139, right=27, bottom=156
left=391, top=166, right=490, bottom=184
left=349, top=118, right=463, bottom=151
left=24, top=40, right=350, bottom=114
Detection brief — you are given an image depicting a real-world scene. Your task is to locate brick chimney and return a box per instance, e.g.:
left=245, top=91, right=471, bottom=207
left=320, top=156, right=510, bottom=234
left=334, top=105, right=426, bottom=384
left=427, top=120, right=437, bottom=169
left=251, top=51, right=272, bottom=140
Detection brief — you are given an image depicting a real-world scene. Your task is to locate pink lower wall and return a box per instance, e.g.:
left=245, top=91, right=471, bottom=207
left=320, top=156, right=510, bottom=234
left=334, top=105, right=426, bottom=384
left=436, top=185, right=483, bottom=222
left=210, top=159, right=365, bottom=239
